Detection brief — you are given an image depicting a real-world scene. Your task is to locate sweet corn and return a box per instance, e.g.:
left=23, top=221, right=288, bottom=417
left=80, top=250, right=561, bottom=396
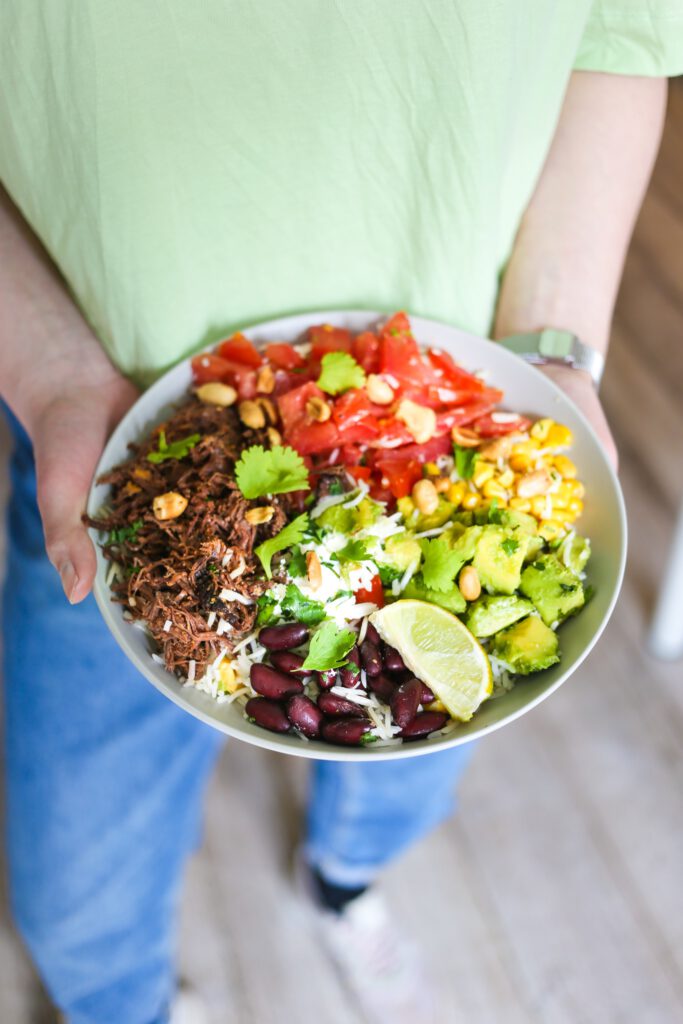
left=538, top=519, right=565, bottom=542
left=546, top=423, right=573, bottom=448
left=434, top=477, right=450, bottom=493
left=483, top=480, right=509, bottom=502
left=447, top=481, right=467, bottom=506
left=531, top=495, right=553, bottom=519
left=461, top=491, right=479, bottom=510
left=509, top=497, right=532, bottom=513
left=512, top=440, right=540, bottom=457
left=218, top=662, right=241, bottom=694
left=567, top=479, right=585, bottom=499
left=472, top=462, right=495, bottom=488
left=553, top=455, right=578, bottom=479
left=498, top=468, right=515, bottom=488
left=530, top=418, right=554, bottom=441
left=424, top=462, right=440, bottom=476
left=510, top=453, right=533, bottom=473
left=567, top=498, right=584, bottom=516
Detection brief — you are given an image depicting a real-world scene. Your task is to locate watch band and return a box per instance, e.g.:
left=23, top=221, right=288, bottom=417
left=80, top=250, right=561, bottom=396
left=498, top=328, right=604, bottom=388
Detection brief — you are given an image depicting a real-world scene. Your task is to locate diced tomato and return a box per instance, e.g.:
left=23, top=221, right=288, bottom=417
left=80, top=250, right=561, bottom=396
left=347, top=464, right=372, bottom=483
left=379, top=332, right=429, bottom=391
left=338, top=444, right=365, bottom=466
left=308, top=325, right=354, bottom=362
left=472, top=413, right=532, bottom=437
left=191, top=353, right=234, bottom=384
left=277, top=381, right=325, bottom=434
left=352, top=331, right=381, bottom=373
left=288, top=420, right=341, bottom=455
left=332, top=389, right=380, bottom=444
left=381, top=311, right=412, bottom=337
left=264, top=343, right=306, bottom=370
left=217, top=332, right=263, bottom=367
left=370, top=433, right=452, bottom=464
left=354, top=574, right=385, bottom=608
left=427, top=349, right=486, bottom=393
left=374, top=457, right=423, bottom=500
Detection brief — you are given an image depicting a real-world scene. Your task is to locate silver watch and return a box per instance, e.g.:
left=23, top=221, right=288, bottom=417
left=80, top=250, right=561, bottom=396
left=498, top=328, right=604, bottom=388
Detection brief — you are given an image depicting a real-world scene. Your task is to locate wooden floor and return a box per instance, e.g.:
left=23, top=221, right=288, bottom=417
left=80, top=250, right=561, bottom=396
left=1, top=88, right=683, bottom=1024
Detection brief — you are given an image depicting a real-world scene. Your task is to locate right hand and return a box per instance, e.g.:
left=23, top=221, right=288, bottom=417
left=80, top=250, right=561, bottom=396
left=30, top=373, right=139, bottom=603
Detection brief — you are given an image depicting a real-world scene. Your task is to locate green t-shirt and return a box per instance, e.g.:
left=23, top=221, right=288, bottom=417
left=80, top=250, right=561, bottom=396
left=1, top=2, right=681, bottom=386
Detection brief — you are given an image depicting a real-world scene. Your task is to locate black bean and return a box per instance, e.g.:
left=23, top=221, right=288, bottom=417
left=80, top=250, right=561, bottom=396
left=250, top=663, right=304, bottom=700
left=258, top=622, right=309, bottom=651
left=383, top=644, right=407, bottom=674
left=339, top=645, right=362, bottom=688
left=321, top=719, right=372, bottom=746
left=246, top=697, right=292, bottom=734
left=367, top=673, right=397, bottom=704
left=390, top=677, right=422, bottom=729
left=286, top=695, right=323, bottom=738
left=365, top=621, right=381, bottom=646
left=360, top=640, right=382, bottom=677
left=400, top=711, right=448, bottom=740
left=317, top=692, right=369, bottom=718
left=270, top=650, right=306, bottom=674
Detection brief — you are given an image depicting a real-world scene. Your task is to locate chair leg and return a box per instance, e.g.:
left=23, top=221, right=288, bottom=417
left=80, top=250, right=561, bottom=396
left=648, top=501, right=683, bottom=661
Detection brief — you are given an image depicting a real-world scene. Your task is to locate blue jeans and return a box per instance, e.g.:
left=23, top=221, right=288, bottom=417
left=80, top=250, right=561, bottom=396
left=1, top=410, right=473, bottom=1024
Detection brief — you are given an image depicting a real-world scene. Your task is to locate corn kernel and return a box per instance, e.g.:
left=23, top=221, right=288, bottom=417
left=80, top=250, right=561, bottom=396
left=510, top=454, right=532, bottom=473
left=531, top=418, right=554, bottom=441
left=424, top=462, right=440, bottom=476
left=472, top=462, right=495, bottom=488
left=483, top=480, right=509, bottom=501
left=512, top=440, right=540, bottom=458
left=447, top=481, right=467, bottom=506
left=547, top=423, right=573, bottom=448
left=567, top=498, right=584, bottom=516
left=568, top=480, right=585, bottom=499
left=509, top=497, right=532, bottom=512
left=218, top=662, right=240, bottom=694
left=531, top=495, right=553, bottom=519
left=461, top=491, right=479, bottom=510
left=553, top=455, right=577, bottom=479
left=498, top=468, right=515, bottom=488
left=538, top=519, right=565, bottom=542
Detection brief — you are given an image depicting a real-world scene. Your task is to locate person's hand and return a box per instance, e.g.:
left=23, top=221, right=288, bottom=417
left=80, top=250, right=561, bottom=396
left=29, top=372, right=139, bottom=603
left=538, top=364, right=618, bottom=470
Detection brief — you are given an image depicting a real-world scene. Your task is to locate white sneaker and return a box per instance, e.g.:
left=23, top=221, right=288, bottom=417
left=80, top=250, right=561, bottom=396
left=169, top=987, right=210, bottom=1024
left=295, top=856, right=438, bottom=1024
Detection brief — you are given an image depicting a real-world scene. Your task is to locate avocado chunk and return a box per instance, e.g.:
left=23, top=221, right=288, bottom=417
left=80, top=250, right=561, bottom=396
left=465, top=594, right=535, bottom=638
left=524, top=534, right=545, bottom=562
left=414, top=496, right=455, bottom=532
left=520, top=554, right=585, bottom=626
left=490, top=615, right=560, bottom=674
left=317, top=503, right=356, bottom=534
left=355, top=497, right=382, bottom=529
left=557, top=532, right=591, bottom=574
left=401, top=575, right=466, bottom=614
left=379, top=532, right=422, bottom=573
left=473, top=526, right=530, bottom=595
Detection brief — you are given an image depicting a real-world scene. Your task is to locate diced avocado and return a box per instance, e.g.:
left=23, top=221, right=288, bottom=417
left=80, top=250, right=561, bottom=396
left=557, top=533, right=591, bottom=575
left=493, top=508, right=539, bottom=535
left=465, top=594, right=535, bottom=638
left=473, top=526, right=529, bottom=595
left=450, top=525, right=482, bottom=563
left=451, top=510, right=475, bottom=527
left=524, top=534, right=545, bottom=562
left=355, top=497, right=381, bottom=529
left=397, top=496, right=418, bottom=525
left=491, top=615, right=560, bottom=674
left=380, top=532, right=422, bottom=572
left=401, top=575, right=467, bottom=614
left=520, top=554, right=585, bottom=626
left=413, top=496, right=455, bottom=532
left=317, top=503, right=356, bottom=534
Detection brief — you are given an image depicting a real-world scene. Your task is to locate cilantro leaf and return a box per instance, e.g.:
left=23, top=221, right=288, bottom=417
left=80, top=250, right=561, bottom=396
left=337, top=538, right=371, bottom=563
left=147, top=430, right=201, bottom=464
left=108, top=519, right=143, bottom=545
left=235, top=445, right=309, bottom=500
left=302, top=621, right=357, bottom=671
left=420, top=535, right=464, bottom=592
left=501, top=537, right=520, bottom=556
left=317, top=352, right=366, bottom=394
left=559, top=582, right=577, bottom=593
left=378, top=563, right=401, bottom=586
left=454, top=444, right=478, bottom=480
left=281, top=584, right=326, bottom=625
left=287, top=545, right=307, bottom=577
left=327, top=477, right=345, bottom=496
left=254, top=513, right=309, bottom=578
left=487, top=499, right=504, bottom=524
left=256, top=592, right=278, bottom=626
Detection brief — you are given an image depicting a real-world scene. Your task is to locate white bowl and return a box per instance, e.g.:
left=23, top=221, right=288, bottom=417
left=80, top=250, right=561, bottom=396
left=87, top=311, right=627, bottom=760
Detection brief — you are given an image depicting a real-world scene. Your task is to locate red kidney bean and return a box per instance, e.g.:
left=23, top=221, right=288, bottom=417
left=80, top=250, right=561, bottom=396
left=400, top=711, right=448, bottom=740
left=365, top=621, right=381, bottom=646
left=419, top=682, right=435, bottom=705
left=317, top=692, right=369, bottom=718
left=286, top=694, right=323, bottom=738
left=258, top=622, right=309, bottom=650
left=246, top=697, right=292, bottom=733
left=316, top=668, right=337, bottom=690
left=360, top=640, right=382, bottom=677
left=367, top=673, right=397, bottom=703
left=270, top=650, right=306, bottom=674
left=383, top=644, right=407, bottom=674
left=340, top=645, right=362, bottom=688
left=390, top=677, right=422, bottom=729
left=321, top=719, right=372, bottom=746
left=250, top=663, right=304, bottom=700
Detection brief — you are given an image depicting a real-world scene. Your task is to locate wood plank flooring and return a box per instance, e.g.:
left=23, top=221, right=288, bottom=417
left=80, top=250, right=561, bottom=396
left=0, top=85, right=682, bottom=1024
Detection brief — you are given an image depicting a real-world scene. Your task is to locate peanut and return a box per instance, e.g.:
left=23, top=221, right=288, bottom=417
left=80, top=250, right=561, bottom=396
left=396, top=399, right=436, bottom=445
left=434, top=477, right=451, bottom=493
left=306, top=550, right=323, bottom=590
left=245, top=506, right=275, bottom=525
left=366, top=374, right=395, bottom=405
left=458, top=565, right=481, bottom=602
left=479, top=434, right=517, bottom=462
left=267, top=426, right=282, bottom=447
left=516, top=467, right=553, bottom=498
left=256, top=365, right=275, bottom=394
left=412, top=478, right=439, bottom=516
left=195, top=381, right=238, bottom=407
left=238, top=400, right=266, bottom=429
left=306, top=396, right=332, bottom=422
left=153, top=491, right=188, bottom=521
left=451, top=426, right=481, bottom=448
left=257, top=397, right=278, bottom=424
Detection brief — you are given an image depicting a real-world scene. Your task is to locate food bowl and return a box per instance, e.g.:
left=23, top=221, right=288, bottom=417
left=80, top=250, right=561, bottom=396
left=86, top=311, right=627, bottom=760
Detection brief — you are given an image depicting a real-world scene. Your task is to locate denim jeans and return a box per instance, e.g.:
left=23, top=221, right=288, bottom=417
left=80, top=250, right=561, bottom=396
left=1, top=409, right=473, bottom=1024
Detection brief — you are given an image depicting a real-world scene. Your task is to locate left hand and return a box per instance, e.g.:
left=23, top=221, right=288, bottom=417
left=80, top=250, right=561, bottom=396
left=538, top=364, right=618, bottom=470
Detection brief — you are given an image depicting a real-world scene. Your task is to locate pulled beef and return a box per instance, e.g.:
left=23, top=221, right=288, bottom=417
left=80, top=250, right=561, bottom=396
left=85, top=396, right=295, bottom=677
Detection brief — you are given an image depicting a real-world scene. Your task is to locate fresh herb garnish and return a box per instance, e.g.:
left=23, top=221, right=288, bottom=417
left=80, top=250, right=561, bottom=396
left=147, top=430, right=201, bottom=464
left=254, top=513, right=309, bottom=579
left=287, top=546, right=307, bottom=577
left=501, top=537, right=520, bottom=556
left=317, top=352, right=366, bottom=395
left=281, top=584, right=326, bottom=625
left=256, top=592, right=278, bottom=626
left=235, top=444, right=309, bottom=500
left=454, top=444, right=478, bottom=480
left=378, top=563, right=402, bottom=586
left=302, top=621, right=357, bottom=671
left=488, top=499, right=504, bottom=524
left=559, top=582, right=577, bottom=593
left=327, top=478, right=345, bottom=496
left=420, top=536, right=462, bottom=592
left=109, top=519, right=143, bottom=545
left=337, top=538, right=371, bottom=563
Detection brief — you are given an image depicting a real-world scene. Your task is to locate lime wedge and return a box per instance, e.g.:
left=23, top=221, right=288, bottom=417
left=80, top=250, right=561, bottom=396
left=370, top=600, right=493, bottom=722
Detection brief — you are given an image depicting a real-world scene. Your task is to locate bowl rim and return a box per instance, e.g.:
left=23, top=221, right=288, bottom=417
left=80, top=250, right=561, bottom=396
left=87, top=309, right=627, bottom=760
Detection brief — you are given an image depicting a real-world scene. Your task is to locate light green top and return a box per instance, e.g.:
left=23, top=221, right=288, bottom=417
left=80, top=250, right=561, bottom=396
left=1, top=2, right=681, bottom=386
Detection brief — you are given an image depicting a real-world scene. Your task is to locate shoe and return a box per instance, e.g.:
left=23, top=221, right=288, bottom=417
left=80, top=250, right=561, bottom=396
left=295, top=854, right=438, bottom=1024
left=169, top=987, right=210, bottom=1024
